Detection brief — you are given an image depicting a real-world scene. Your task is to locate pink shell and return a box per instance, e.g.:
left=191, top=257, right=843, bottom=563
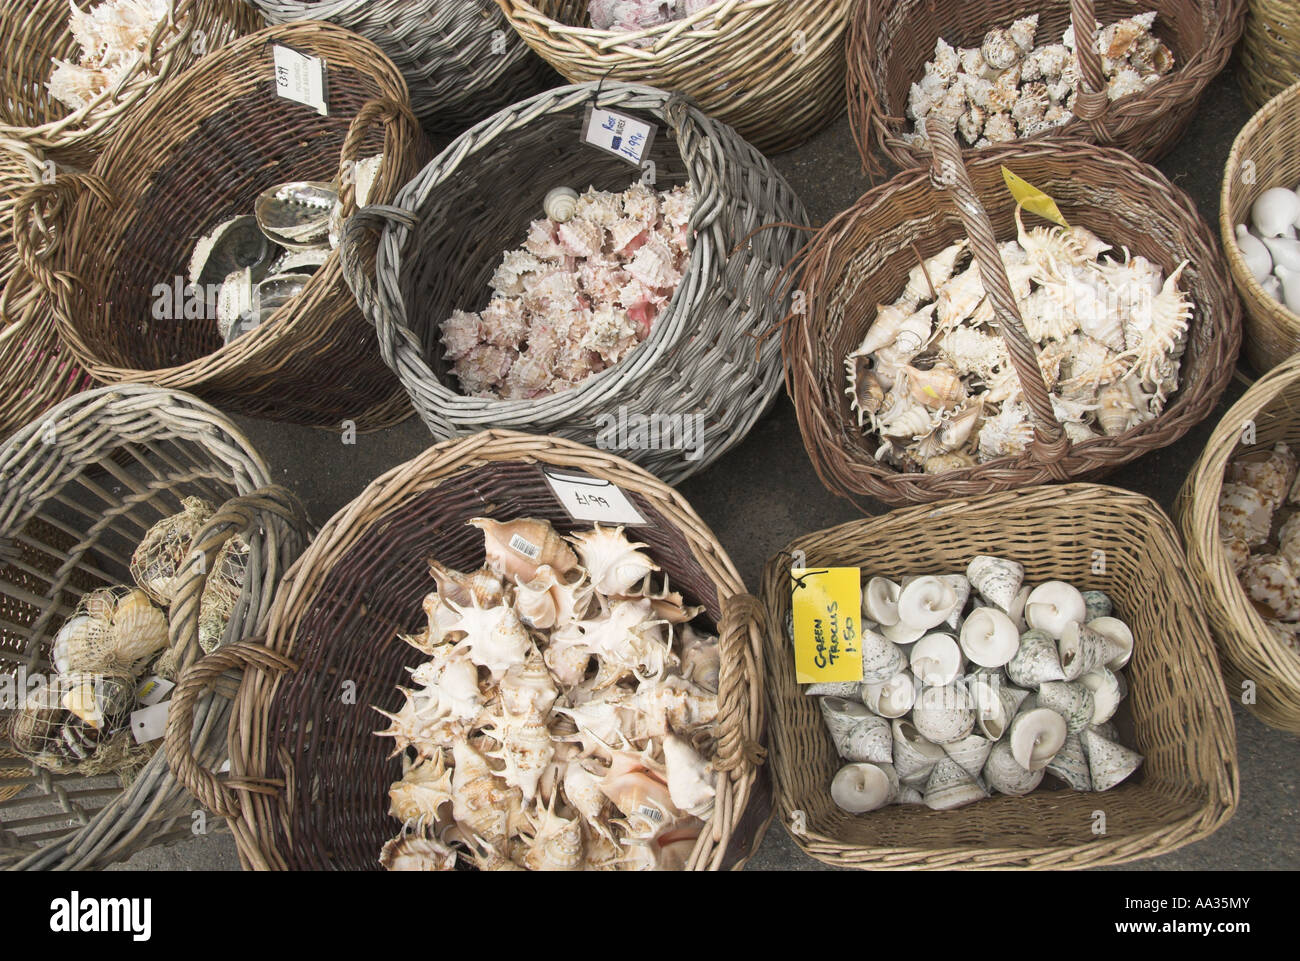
left=609, top=218, right=650, bottom=255
left=441, top=310, right=482, bottom=361
left=524, top=220, right=565, bottom=260
left=453, top=345, right=516, bottom=396
left=558, top=217, right=605, bottom=259
left=479, top=298, right=530, bottom=349
left=626, top=234, right=681, bottom=289
left=522, top=268, right=581, bottom=313
left=490, top=250, right=544, bottom=297
left=621, top=183, right=660, bottom=224
left=575, top=188, right=623, bottom=227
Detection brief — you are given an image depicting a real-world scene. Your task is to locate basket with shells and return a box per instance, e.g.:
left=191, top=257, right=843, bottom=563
left=761, top=484, right=1238, bottom=870
left=786, top=119, right=1239, bottom=506
left=848, top=0, right=1246, bottom=173
left=0, top=385, right=308, bottom=870
left=164, top=430, right=771, bottom=871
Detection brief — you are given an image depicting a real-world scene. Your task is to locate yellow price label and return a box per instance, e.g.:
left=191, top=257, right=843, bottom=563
left=1002, top=166, right=1070, bottom=229
left=791, top=567, right=863, bottom=684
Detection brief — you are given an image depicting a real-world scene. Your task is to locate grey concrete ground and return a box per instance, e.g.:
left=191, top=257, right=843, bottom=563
left=115, top=63, right=1299, bottom=870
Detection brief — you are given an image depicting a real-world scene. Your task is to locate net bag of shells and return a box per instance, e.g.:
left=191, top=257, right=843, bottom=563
left=245, top=0, right=554, bottom=133
left=848, top=0, right=1246, bottom=174
left=760, top=484, right=1238, bottom=869
left=495, top=1, right=853, bottom=155
left=1239, top=0, right=1300, bottom=111
left=0, top=385, right=308, bottom=870
left=165, top=430, right=771, bottom=871
left=1177, top=354, right=1300, bottom=734
left=1220, top=79, right=1300, bottom=376
left=0, top=0, right=261, bottom=171
left=785, top=121, right=1239, bottom=506
left=14, top=22, right=428, bottom=428
left=340, top=82, right=806, bottom=484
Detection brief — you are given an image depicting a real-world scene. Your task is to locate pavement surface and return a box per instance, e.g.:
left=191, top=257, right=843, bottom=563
left=113, top=61, right=1300, bottom=871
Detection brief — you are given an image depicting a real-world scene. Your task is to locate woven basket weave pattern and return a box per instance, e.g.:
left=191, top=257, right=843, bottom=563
left=1239, top=0, right=1300, bottom=111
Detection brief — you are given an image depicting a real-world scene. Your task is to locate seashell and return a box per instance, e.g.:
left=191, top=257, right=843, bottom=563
left=911, top=682, right=976, bottom=744
left=935, top=264, right=986, bottom=329
left=1252, top=187, right=1300, bottom=239
left=924, top=452, right=976, bottom=474
left=1036, top=680, right=1095, bottom=734
left=976, top=401, right=1035, bottom=463
left=982, top=111, right=1018, bottom=144
left=944, top=732, right=992, bottom=779
left=904, top=240, right=969, bottom=302
left=1081, top=590, right=1113, bottom=622
left=831, top=762, right=899, bottom=813
left=839, top=713, right=894, bottom=765
left=845, top=355, right=885, bottom=426
left=449, top=740, right=520, bottom=852
left=129, top=497, right=216, bottom=606
left=662, top=734, right=716, bottom=815
left=388, top=753, right=455, bottom=827
left=1086, top=616, right=1134, bottom=670
left=544, top=186, right=580, bottom=223
left=970, top=674, right=1030, bottom=741
left=804, top=681, right=860, bottom=698
left=862, top=576, right=902, bottom=627
left=1280, top=513, right=1300, bottom=571
left=482, top=706, right=555, bottom=803
left=923, top=756, right=987, bottom=811
left=909, top=632, right=964, bottom=687
left=1008, top=706, right=1067, bottom=771
left=1235, top=224, right=1274, bottom=283
left=1218, top=482, right=1273, bottom=548
left=959, top=607, right=1019, bottom=668
left=861, top=668, right=919, bottom=719
left=937, top=325, right=1009, bottom=382
left=427, top=561, right=504, bottom=613
left=880, top=617, right=926, bottom=645
left=471, top=517, right=578, bottom=582
left=1024, top=581, right=1086, bottom=639
left=957, top=104, right=986, bottom=145
left=266, top=246, right=330, bottom=278
left=1041, top=731, right=1091, bottom=791
left=1227, top=443, right=1297, bottom=514
left=447, top=601, right=532, bottom=681
left=679, top=625, right=720, bottom=693
left=983, top=739, right=1045, bottom=795
left=1058, top=621, right=1126, bottom=681
left=903, top=363, right=966, bottom=410
left=189, top=215, right=278, bottom=289
left=514, top=566, right=563, bottom=630
left=859, top=627, right=908, bottom=684
left=498, top=648, right=558, bottom=717
left=254, top=181, right=336, bottom=250
left=966, top=556, right=1024, bottom=613
left=1240, top=553, right=1300, bottom=621
left=959, top=46, right=988, bottom=76
left=520, top=792, right=584, bottom=871
left=820, top=696, right=873, bottom=749
left=1079, top=727, right=1143, bottom=792
left=981, top=28, right=1022, bottom=70
left=890, top=717, right=946, bottom=785
left=1006, top=628, right=1067, bottom=686
left=1264, top=235, right=1300, bottom=275
left=1107, top=66, right=1147, bottom=101
left=1079, top=667, right=1123, bottom=725
left=380, top=828, right=458, bottom=871
left=253, top=273, right=313, bottom=316
left=568, top=524, right=659, bottom=597
left=938, top=574, right=971, bottom=630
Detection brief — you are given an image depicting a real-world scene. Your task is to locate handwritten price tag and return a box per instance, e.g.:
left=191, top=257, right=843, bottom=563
left=544, top=469, right=647, bottom=526
left=791, top=567, right=863, bottom=684
left=583, top=106, right=656, bottom=166
left=273, top=44, right=328, bottom=116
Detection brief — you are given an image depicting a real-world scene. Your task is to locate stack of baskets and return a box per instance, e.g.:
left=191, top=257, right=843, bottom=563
left=761, top=485, right=1238, bottom=868
left=340, top=82, right=806, bottom=483
left=1239, top=0, right=1300, bottom=110
left=495, top=0, right=854, bottom=154
left=0, top=385, right=308, bottom=870
left=165, top=431, right=771, bottom=871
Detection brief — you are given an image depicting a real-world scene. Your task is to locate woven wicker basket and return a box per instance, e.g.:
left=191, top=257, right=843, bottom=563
left=761, top=484, right=1239, bottom=869
left=786, top=122, right=1240, bottom=506
left=1239, top=0, right=1300, bottom=111
left=0, top=385, right=308, bottom=870
left=165, top=430, right=772, bottom=871
left=495, top=0, right=853, bottom=154
left=246, top=0, right=554, bottom=132
left=1220, top=79, right=1300, bottom=376
left=848, top=0, right=1247, bottom=174
left=340, top=82, right=806, bottom=484
left=0, top=0, right=261, bottom=171
left=16, top=22, right=429, bottom=429
left=1177, top=354, right=1300, bottom=734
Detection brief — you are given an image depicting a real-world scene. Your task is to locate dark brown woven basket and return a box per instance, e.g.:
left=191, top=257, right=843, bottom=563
left=785, top=122, right=1240, bottom=506
left=166, top=430, right=772, bottom=871
left=761, top=484, right=1239, bottom=869
left=848, top=0, right=1246, bottom=174
left=15, top=22, right=429, bottom=429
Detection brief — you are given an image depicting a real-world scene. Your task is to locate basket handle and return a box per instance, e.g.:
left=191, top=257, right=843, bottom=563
left=926, top=118, right=1069, bottom=467
left=337, top=204, right=421, bottom=363
left=164, top=639, right=298, bottom=820
left=336, top=97, right=419, bottom=218
left=11, top=172, right=115, bottom=302
left=1068, top=0, right=1112, bottom=123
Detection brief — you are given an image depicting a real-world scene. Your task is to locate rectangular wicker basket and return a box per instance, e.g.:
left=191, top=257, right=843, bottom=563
left=759, top=484, right=1238, bottom=869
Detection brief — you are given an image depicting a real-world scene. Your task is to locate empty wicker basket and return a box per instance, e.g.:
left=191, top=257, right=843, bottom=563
left=1178, top=353, right=1300, bottom=734
left=496, top=0, right=853, bottom=154
left=16, top=22, right=429, bottom=429
left=0, top=385, right=308, bottom=870
left=760, top=484, right=1239, bottom=869
left=166, top=430, right=771, bottom=871
left=340, top=82, right=806, bottom=483
left=786, top=123, right=1240, bottom=505
left=245, top=0, right=554, bottom=132
left=1239, top=0, right=1300, bottom=111
left=1220, top=79, right=1300, bottom=376
left=848, top=0, right=1246, bottom=174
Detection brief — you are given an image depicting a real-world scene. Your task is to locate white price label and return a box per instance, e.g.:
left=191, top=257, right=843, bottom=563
left=544, top=469, right=647, bottom=526
left=273, top=44, right=328, bottom=116
left=136, top=675, right=175, bottom=707
left=583, top=107, right=656, bottom=166
left=130, top=702, right=171, bottom=744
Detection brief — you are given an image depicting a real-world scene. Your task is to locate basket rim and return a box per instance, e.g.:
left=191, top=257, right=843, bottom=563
left=759, top=482, right=1240, bottom=869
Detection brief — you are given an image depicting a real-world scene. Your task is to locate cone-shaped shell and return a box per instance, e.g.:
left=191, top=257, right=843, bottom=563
left=839, top=714, right=893, bottom=764
left=1086, top=616, right=1134, bottom=669
left=966, top=555, right=1024, bottom=611
left=1079, top=668, right=1123, bottom=725
left=891, top=717, right=946, bottom=786
left=944, top=733, right=992, bottom=779
left=971, top=674, right=1031, bottom=741
left=1007, top=585, right=1031, bottom=632
left=909, top=632, right=964, bottom=686
left=1036, top=680, right=1095, bottom=734
left=940, top=574, right=971, bottom=630
left=897, top=784, right=925, bottom=805
left=861, top=670, right=918, bottom=718
left=1058, top=621, right=1125, bottom=681
left=897, top=576, right=961, bottom=630
left=428, top=560, right=505, bottom=609
left=923, top=756, right=988, bottom=810
left=470, top=517, right=578, bottom=582
left=1006, top=629, right=1066, bottom=687
left=804, top=681, right=861, bottom=698
left=831, top=762, right=899, bottom=813
left=819, top=696, right=874, bottom=749
left=860, top=628, right=908, bottom=683
left=1024, top=581, right=1087, bottom=639
left=983, top=740, right=1045, bottom=796
left=959, top=607, right=1019, bottom=668
left=1009, top=707, right=1067, bottom=771
left=911, top=682, right=976, bottom=744
left=1045, top=733, right=1092, bottom=791
left=862, top=577, right=901, bottom=627
left=1081, top=728, right=1143, bottom=791
left=1082, top=590, right=1113, bottom=621
left=881, top=619, right=926, bottom=645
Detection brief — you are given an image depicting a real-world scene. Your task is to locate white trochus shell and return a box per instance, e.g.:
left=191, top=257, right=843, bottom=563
left=1008, top=706, right=1067, bottom=771
left=861, top=669, right=919, bottom=719
left=982, top=740, right=1044, bottom=796
left=911, top=682, right=976, bottom=744
left=909, top=633, right=964, bottom=687
left=897, top=576, right=960, bottom=630
left=1086, top=616, right=1134, bottom=669
left=959, top=607, right=1019, bottom=667
left=1080, top=726, right=1143, bottom=791
left=544, top=186, right=580, bottom=223
left=1024, top=581, right=1087, bottom=639
left=831, top=762, right=899, bottom=813
left=862, top=576, right=902, bottom=626
left=967, top=555, right=1024, bottom=611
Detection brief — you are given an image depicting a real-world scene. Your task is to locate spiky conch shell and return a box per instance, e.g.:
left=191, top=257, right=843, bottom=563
left=380, top=829, right=458, bottom=871
left=130, top=497, right=217, bottom=606
left=568, top=524, right=660, bottom=597
left=470, top=517, right=578, bottom=582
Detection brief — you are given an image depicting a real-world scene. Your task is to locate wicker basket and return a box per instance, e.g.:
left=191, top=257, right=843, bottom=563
left=760, top=484, right=1239, bottom=869
left=495, top=0, right=853, bottom=154
left=1220, top=79, right=1300, bottom=376
left=16, top=22, right=429, bottom=430
left=165, top=430, right=772, bottom=871
left=246, top=0, right=554, bottom=132
left=1177, top=354, right=1300, bottom=734
left=786, top=122, right=1240, bottom=506
left=0, top=385, right=309, bottom=870
left=0, top=0, right=261, bottom=171
left=340, top=82, right=806, bottom=484
left=848, top=0, right=1247, bottom=174
left=1239, top=0, right=1300, bottom=111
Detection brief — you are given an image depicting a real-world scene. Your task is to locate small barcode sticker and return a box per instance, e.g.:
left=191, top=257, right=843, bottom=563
left=273, top=44, right=328, bottom=116
left=509, top=534, right=541, bottom=560
left=639, top=805, right=664, bottom=823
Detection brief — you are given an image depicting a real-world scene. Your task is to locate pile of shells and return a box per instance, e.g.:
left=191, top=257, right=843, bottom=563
left=184, top=156, right=382, bottom=345
left=844, top=207, right=1193, bottom=473
left=439, top=181, right=694, bottom=400
left=1219, top=442, right=1300, bottom=657
left=1233, top=183, right=1300, bottom=315
left=588, top=1, right=715, bottom=33
left=47, top=0, right=174, bottom=112
left=905, top=13, right=1175, bottom=150
left=806, top=558, right=1143, bottom=813
left=375, top=516, right=721, bottom=871
left=8, top=498, right=247, bottom=775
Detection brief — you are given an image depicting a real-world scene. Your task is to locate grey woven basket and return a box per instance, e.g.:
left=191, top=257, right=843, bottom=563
left=0, top=385, right=308, bottom=870
left=340, top=82, right=808, bottom=484
left=244, top=0, right=554, bottom=131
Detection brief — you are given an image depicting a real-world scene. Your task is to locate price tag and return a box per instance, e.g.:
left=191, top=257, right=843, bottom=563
left=130, top=702, right=171, bottom=744
left=273, top=44, right=328, bottom=116
left=583, top=106, right=657, bottom=166
left=791, top=567, right=863, bottom=684
left=136, top=675, right=175, bottom=707
left=543, top=469, right=647, bottom=526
